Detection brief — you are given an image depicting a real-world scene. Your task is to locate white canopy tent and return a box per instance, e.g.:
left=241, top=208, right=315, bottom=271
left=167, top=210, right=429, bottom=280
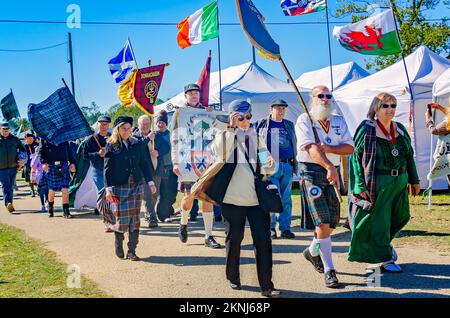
left=433, top=68, right=450, bottom=105
left=295, top=61, right=370, bottom=90
left=334, top=45, right=450, bottom=189
left=155, top=61, right=310, bottom=123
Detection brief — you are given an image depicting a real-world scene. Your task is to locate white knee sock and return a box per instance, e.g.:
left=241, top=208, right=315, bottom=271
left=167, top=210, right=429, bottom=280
left=309, top=238, right=320, bottom=257
left=202, top=211, right=214, bottom=238
left=181, top=209, right=189, bottom=225
left=317, top=237, right=335, bottom=272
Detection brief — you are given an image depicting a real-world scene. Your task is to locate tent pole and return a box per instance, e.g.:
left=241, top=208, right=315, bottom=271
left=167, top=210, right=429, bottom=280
left=217, top=0, right=223, bottom=111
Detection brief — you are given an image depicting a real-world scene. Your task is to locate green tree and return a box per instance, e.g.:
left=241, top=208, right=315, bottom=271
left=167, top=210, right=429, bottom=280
left=80, top=102, right=105, bottom=126
left=334, top=0, right=450, bottom=70
left=106, top=98, right=165, bottom=127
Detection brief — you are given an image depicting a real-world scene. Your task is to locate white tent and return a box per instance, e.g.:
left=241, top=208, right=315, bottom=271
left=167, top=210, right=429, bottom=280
left=334, top=45, right=450, bottom=189
left=295, top=61, right=370, bottom=90
left=155, top=62, right=310, bottom=124
left=433, top=68, right=450, bottom=105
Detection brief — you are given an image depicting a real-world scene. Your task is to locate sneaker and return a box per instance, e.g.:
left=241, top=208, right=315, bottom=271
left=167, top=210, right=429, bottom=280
left=381, top=261, right=402, bottom=273
left=261, top=289, right=282, bottom=298
left=104, top=227, right=114, bottom=233
left=303, top=248, right=324, bottom=273
left=229, top=280, right=242, bottom=290
left=6, top=203, right=15, bottom=213
left=281, top=230, right=295, bottom=239
left=324, top=270, right=341, bottom=288
left=178, top=224, right=188, bottom=243
left=205, top=236, right=222, bottom=249
left=40, top=206, right=47, bottom=213
left=148, top=220, right=159, bottom=228
left=270, top=228, right=277, bottom=239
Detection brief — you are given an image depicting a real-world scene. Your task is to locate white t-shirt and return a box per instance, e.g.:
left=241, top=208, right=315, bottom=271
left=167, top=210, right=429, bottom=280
left=295, top=114, right=354, bottom=166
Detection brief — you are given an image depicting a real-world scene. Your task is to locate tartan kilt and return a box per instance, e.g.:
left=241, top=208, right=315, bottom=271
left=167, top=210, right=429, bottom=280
left=299, top=162, right=340, bottom=229
left=46, top=163, right=70, bottom=191
left=99, top=175, right=144, bottom=233
left=37, top=173, right=49, bottom=195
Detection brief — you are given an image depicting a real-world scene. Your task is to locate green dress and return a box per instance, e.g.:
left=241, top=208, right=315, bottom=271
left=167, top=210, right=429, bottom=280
left=348, top=122, right=420, bottom=263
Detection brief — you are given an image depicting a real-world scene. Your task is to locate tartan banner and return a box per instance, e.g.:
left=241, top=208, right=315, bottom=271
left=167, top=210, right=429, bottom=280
left=134, top=64, right=166, bottom=115
left=27, top=87, right=92, bottom=145
left=0, top=90, right=20, bottom=121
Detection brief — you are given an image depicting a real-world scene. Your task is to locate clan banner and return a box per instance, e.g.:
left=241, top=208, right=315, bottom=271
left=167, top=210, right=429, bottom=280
left=428, top=134, right=450, bottom=182
left=172, top=107, right=228, bottom=183
left=134, top=64, right=166, bottom=115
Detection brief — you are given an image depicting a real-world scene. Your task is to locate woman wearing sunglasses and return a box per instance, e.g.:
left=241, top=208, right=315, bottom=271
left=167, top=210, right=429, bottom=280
left=348, top=92, right=420, bottom=273
left=196, top=99, right=281, bottom=297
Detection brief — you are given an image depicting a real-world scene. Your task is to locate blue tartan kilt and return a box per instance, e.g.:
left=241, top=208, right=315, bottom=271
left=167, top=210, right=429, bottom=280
left=299, top=162, right=340, bottom=229
left=46, top=163, right=70, bottom=191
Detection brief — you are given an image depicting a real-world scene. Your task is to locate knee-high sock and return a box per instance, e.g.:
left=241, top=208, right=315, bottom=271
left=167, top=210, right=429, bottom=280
left=181, top=209, right=189, bottom=225
left=202, top=211, right=214, bottom=238
left=309, top=238, right=320, bottom=257
left=317, top=237, right=335, bottom=272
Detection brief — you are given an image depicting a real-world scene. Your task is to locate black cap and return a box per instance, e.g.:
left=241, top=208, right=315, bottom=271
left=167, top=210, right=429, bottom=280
left=270, top=99, right=288, bottom=107
left=25, top=130, right=35, bottom=137
left=97, top=116, right=112, bottom=123
left=113, top=116, right=133, bottom=127
left=1, top=122, right=10, bottom=129
left=156, top=110, right=168, bottom=125
left=184, top=83, right=201, bottom=93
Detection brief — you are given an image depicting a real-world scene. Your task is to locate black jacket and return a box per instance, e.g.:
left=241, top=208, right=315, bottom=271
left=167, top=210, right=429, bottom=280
left=39, top=140, right=77, bottom=165
left=82, top=133, right=108, bottom=170
left=104, top=138, right=153, bottom=187
left=0, top=134, right=25, bottom=170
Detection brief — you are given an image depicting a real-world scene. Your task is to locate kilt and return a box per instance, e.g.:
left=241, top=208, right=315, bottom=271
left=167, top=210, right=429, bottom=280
left=46, top=163, right=70, bottom=191
left=299, top=162, right=340, bottom=229
left=37, top=173, right=49, bottom=195
left=180, top=182, right=194, bottom=193
left=109, top=175, right=144, bottom=233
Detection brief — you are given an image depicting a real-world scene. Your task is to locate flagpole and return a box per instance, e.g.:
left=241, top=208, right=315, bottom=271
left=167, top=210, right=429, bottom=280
left=390, top=0, right=416, bottom=197
left=217, top=0, right=223, bottom=111
left=325, top=0, right=334, bottom=91
left=127, top=37, right=139, bottom=69
left=68, top=32, right=76, bottom=101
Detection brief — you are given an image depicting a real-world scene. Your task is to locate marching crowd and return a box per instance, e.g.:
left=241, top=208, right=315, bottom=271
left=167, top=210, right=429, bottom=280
left=1, top=82, right=449, bottom=298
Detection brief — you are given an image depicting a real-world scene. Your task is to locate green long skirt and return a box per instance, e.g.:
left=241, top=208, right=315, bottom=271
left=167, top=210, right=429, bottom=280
left=348, top=173, right=411, bottom=263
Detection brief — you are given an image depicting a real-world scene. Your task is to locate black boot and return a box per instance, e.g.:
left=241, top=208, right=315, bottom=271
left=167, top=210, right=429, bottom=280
left=127, top=230, right=140, bottom=261
left=48, top=201, right=54, bottom=218
left=63, top=203, right=73, bottom=219
left=114, top=232, right=125, bottom=259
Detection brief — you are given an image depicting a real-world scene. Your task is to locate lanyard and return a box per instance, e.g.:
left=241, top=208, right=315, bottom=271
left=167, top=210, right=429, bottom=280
left=376, top=120, right=396, bottom=145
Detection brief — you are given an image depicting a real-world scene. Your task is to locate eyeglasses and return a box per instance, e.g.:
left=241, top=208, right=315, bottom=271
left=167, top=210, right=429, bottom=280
left=238, top=114, right=252, bottom=121
left=381, top=104, right=397, bottom=109
left=316, top=94, right=333, bottom=100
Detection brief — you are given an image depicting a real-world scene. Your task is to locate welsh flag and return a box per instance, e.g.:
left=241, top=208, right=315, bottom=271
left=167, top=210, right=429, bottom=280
left=177, top=0, right=219, bottom=49
left=333, top=9, right=401, bottom=56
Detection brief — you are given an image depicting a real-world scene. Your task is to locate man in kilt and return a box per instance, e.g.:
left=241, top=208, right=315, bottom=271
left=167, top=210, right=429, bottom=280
left=39, top=139, right=77, bottom=218
left=295, top=85, right=354, bottom=288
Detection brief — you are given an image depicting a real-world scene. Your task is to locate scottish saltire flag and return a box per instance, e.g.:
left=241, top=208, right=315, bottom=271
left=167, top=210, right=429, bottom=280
left=281, top=0, right=326, bottom=16
left=236, top=0, right=280, bottom=60
left=108, top=39, right=137, bottom=83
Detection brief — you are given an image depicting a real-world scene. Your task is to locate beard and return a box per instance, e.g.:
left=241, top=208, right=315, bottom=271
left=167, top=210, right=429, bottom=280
left=310, top=103, right=333, bottom=122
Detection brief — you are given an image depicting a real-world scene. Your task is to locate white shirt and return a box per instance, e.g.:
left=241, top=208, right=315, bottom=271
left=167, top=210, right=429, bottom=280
left=295, top=114, right=354, bottom=166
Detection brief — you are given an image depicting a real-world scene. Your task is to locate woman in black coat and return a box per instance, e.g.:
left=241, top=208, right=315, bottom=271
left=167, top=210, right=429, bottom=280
left=104, top=116, right=156, bottom=261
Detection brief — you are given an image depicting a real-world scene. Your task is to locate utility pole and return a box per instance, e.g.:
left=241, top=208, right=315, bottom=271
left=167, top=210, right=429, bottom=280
left=68, top=32, right=75, bottom=101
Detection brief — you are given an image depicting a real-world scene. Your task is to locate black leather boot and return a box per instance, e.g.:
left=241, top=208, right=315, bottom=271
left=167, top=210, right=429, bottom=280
left=114, top=232, right=125, bottom=259
left=127, top=230, right=140, bottom=261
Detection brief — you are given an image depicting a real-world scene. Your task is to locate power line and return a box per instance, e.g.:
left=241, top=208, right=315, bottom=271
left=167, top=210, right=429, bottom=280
left=0, top=41, right=67, bottom=52
left=0, top=18, right=445, bottom=27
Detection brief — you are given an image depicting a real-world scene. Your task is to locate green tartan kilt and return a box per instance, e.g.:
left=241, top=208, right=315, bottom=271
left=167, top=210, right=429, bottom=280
left=299, top=162, right=340, bottom=229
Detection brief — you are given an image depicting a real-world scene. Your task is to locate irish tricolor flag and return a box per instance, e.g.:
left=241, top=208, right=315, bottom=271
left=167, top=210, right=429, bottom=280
left=177, top=1, right=219, bottom=49
left=333, top=9, right=401, bottom=56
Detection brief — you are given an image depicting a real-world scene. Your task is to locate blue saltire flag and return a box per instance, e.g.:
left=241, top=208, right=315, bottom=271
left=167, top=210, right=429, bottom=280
left=236, top=0, right=280, bottom=60
left=28, top=87, right=92, bottom=145
left=108, top=39, right=137, bottom=84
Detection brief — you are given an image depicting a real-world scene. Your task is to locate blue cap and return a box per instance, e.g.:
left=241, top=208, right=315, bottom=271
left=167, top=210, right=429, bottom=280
left=228, top=100, right=252, bottom=114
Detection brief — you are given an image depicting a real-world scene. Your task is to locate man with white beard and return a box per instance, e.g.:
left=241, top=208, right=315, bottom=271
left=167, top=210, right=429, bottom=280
left=295, top=85, right=354, bottom=288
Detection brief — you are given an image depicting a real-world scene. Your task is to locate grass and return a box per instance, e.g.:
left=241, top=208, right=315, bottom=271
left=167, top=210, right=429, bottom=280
left=0, top=223, right=109, bottom=298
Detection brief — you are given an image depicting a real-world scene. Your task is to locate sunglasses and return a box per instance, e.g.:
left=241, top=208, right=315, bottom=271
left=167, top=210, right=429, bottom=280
left=381, top=104, right=397, bottom=109
left=238, top=114, right=252, bottom=121
left=316, top=94, right=333, bottom=100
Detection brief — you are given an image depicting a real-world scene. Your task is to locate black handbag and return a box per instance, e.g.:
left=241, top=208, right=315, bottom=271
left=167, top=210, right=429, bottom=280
left=239, top=142, right=283, bottom=214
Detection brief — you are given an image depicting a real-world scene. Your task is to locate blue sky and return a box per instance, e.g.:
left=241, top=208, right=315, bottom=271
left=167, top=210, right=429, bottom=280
left=0, top=0, right=448, bottom=116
